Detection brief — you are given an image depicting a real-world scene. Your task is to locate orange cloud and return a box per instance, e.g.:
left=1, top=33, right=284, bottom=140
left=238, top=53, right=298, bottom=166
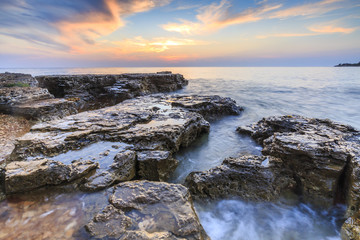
left=55, top=0, right=170, bottom=53
left=309, top=25, right=355, bottom=34
left=163, top=0, right=282, bottom=35
left=257, top=24, right=356, bottom=39
left=111, top=36, right=208, bottom=53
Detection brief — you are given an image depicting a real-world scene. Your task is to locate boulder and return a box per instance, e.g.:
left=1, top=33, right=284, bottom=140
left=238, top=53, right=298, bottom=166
left=86, top=181, right=209, bottom=240
left=238, top=115, right=360, bottom=209
left=5, top=159, right=98, bottom=193
left=185, top=155, right=295, bottom=201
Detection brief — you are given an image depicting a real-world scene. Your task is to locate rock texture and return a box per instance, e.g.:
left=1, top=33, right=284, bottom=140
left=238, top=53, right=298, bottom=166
left=4, top=94, right=242, bottom=193
left=86, top=181, right=209, bottom=240
left=237, top=115, right=360, bottom=210
left=0, top=73, right=78, bottom=121
left=185, top=155, right=296, bottom=201
left=0, top=72, right=38, bottom=87
left=236, top=115, right=360, bottom=239
left=36, top=72, right=188, bottom=110
left=5, top=159, right=98, bottom=193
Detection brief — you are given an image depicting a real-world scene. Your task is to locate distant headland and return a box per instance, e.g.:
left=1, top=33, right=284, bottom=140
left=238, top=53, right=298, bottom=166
left=334, top=61, right=360, bottom=67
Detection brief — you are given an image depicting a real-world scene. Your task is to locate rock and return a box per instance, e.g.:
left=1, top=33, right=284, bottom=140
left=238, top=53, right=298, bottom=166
left=238, top=115, right=360, bottom=210
left=341, top=212, right=360, bottom=240
left=86, top=181, right=209, bottom=240
left=170, top=95, right=243, bottom=120
left=81, top=150, right=137, bottom=191
left=0, top=83, right=77, bottom=121
left=0, top=72, right=38, bottom=88
left=36, top=73, right=188, bottom=111
left=5, top=159, right=98, bottom=193
left=185, top=155, right=295, bottom=201
left=137, top=151, right=178, bottom=181
left=6, top=94, right=241, bottom=193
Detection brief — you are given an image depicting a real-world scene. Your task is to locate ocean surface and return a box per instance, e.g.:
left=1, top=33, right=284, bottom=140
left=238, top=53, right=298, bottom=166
left=1, top=67, right=359, bottom=239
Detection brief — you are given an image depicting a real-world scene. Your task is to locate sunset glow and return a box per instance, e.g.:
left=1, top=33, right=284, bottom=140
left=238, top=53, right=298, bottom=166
left=0, top=0, right=359, bottom=67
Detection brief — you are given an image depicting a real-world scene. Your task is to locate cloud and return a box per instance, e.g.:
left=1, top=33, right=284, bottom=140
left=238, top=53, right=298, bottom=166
left=0, top=0, right=170, bottom=53
left=269, top=0, right=345, bottom=19
left=162, top=0, right=282, bottom=35
left=163, top=0, right=352, bottom=36
left=111, top=36, right=208, bottom=53
left=309, top=25, right=356, bottom=34
left=257, top=24, right=356, bottom=39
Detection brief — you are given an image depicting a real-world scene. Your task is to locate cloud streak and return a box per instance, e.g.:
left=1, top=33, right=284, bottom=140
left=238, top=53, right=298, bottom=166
left=163, top=0, right=282, bottom=35
left=257, top=24, right=356, bottom=39
left=163, top=0, right=351, bottom=35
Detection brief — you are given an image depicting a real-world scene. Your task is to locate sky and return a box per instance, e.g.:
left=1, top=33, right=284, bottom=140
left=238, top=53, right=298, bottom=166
left=0, top=0, right=359, bottom=67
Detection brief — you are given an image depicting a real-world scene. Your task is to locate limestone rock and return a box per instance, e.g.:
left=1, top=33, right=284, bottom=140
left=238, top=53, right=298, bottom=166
left=185, top=155, right=295, bottom=201
left=36, top=73, right=188, bottom=111
left=86, top=181, right=209, bottom=240
left=81, top=150, right=136, bottom=191
left=170, top=95, right=243, bottom=119
left=238, top=115, right=360, bottom=208
left=5, top=159, right=98, bottom=193
left=137, top=151, right=178, bottom=181
left=0, top=72, right=38, bottom=88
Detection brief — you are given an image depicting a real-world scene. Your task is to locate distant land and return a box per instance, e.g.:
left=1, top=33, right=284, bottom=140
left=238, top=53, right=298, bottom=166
left=334, top=61, right=360, bottom=67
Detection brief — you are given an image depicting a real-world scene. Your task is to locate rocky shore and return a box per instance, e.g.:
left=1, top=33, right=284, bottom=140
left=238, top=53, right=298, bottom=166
left=1, top=72, right=359, bottom=239
left=0, top=72, right=241, bottom=239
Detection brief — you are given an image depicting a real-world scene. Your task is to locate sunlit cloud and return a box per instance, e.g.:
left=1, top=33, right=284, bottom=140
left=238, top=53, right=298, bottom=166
left=257, top=24, right=356, bottom=39
left=270, top=0, right=344, bottom=19
left=163, top=0, right=352, bottom=36
left=162, top=0, right=282, bottom=35
left=111, top=36, right=208, bottom=53
left=0, top=0, right=170, bottom=53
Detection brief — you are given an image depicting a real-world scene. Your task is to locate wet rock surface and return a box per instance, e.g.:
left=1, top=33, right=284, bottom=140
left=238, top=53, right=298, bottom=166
left=185, top=155, right=296, bottom=201
left=4, top=94, right=241, bottom=193
left=86, top=181, right=209, bottom=240
left=235, top=115, right=360, bottom=239
left=5, top=159, right=98, bottom=193
left=237, top=115, right=360, bottom=209
left=36, top=72, right=188, bottom=110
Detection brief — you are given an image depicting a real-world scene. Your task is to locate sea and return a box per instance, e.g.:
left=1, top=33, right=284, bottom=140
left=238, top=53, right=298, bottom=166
left=1, top=67, right=359, bottom=239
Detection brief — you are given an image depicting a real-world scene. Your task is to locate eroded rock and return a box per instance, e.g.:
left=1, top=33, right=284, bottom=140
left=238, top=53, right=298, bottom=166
left=185, top=155, right=295, bottom=201
left=0, top=72, right=38, bottom=87
left=36, top=73, right=188, bottom=110
left=86, top=181, right=209, bottom=240
left=5, top=95, right=241, bottom=193
left=5, top=159, right=98, bottom=193
left=81, top=149, right=137, bottom=191
left=238, top=115, right=360, bottom=209
left=137, top=151, right=178, bottom=181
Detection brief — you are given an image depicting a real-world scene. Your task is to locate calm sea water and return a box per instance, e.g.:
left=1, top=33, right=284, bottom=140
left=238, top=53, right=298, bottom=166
left=2, top=67, right=359, bottom=239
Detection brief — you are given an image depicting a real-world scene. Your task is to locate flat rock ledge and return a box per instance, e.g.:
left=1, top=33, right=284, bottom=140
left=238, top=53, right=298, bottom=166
left=0, top=72, right=188, bottom=121
left=85, top=181, right=209, bottom=240
left=36, top=72, right=188, bottom=111
left=3, top=94, right=242, bottom=194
